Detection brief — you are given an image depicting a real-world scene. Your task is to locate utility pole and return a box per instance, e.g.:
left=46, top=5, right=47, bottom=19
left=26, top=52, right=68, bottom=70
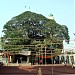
left=45, top=46, right=46, bottom=65
left=50, top=44, right=54, bottom=75
left=73, top=33, right=75, bottom=51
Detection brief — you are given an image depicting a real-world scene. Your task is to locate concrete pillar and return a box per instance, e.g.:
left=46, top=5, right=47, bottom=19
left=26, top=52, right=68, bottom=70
left=37, top=68, right=42, bottom=75
left=27, top=56, right=29, bottom=63
left=10, top=56, right=11, bottom=63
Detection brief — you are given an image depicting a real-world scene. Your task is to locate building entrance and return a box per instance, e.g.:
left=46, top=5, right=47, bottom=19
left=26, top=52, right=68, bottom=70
left=13, top=54, right=27, bottom=63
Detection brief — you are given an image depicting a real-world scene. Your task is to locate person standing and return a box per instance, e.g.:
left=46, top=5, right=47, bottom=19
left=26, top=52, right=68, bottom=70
left=71, top=56, right=74, bottom=68
left=40, top=59, right=42, bottom=65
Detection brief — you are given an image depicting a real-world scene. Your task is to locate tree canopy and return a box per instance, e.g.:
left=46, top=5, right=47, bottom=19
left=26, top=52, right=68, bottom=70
left=45, top=20, right=70, bottom=43
left=2, top=11, right=70, bottom=50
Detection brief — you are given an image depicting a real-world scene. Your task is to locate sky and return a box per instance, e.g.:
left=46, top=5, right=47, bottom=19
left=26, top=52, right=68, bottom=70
left=0, top=0, right=74, bottom=51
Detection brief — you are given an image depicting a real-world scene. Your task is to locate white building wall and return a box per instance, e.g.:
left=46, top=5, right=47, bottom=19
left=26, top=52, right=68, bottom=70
left=58, top=54, right=75, bottom=64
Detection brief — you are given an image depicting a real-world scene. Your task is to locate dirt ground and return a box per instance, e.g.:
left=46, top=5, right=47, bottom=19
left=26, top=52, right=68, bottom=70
left=0, top=64, right=75, bottom=75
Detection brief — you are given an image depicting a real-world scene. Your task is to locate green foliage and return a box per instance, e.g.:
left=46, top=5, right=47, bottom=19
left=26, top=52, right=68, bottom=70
left=67, top=51, right=75, bottom=54
left=2, top=11, right=70, bottom=50
left=45, top=20, right=70, bottom=43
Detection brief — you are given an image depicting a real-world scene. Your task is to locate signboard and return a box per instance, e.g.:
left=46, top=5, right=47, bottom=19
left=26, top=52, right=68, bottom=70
left=20, top=50, right=31, bottom=56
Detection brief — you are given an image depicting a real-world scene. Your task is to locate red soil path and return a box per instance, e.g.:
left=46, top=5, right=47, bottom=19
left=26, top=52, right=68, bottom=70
left=0, top=65, right=75, bottom=75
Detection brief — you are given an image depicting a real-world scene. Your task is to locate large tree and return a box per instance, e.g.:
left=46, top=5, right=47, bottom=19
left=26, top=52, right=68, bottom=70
left=2, top=11, right=70, bottom=50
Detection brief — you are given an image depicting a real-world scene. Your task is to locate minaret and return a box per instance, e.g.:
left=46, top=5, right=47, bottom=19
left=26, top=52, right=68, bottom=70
left=0, top=38, right=2, bottom=50
left=48, top=14, right=54, bottom=20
